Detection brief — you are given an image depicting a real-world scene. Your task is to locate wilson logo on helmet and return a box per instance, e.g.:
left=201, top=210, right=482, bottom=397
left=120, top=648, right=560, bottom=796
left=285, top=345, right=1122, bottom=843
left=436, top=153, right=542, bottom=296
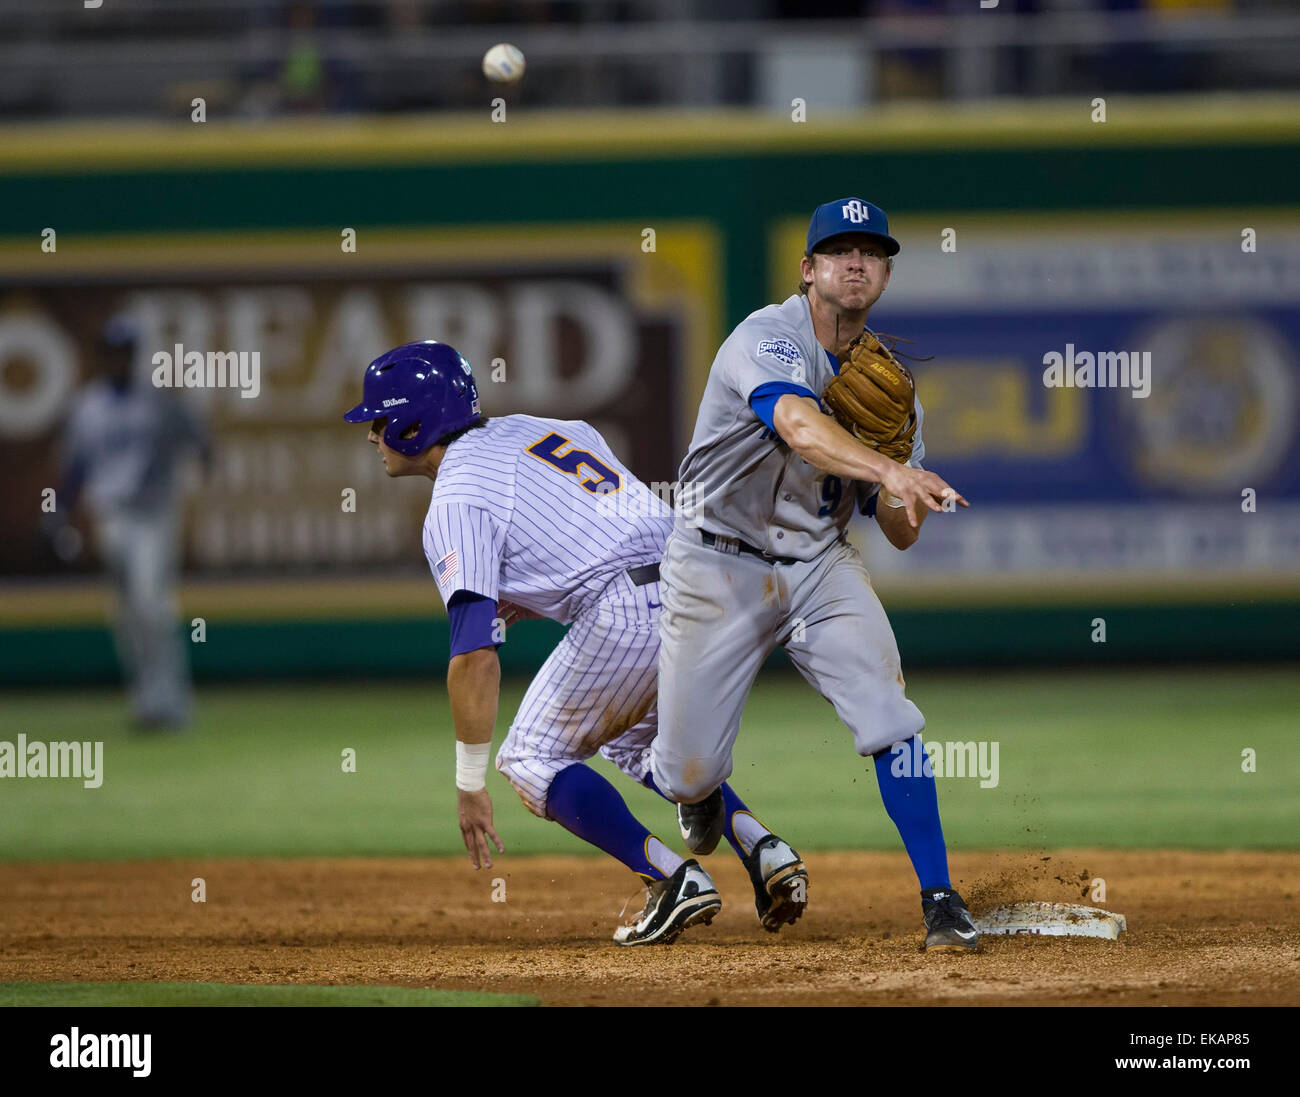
left=382, top=398, right=409, bottom=407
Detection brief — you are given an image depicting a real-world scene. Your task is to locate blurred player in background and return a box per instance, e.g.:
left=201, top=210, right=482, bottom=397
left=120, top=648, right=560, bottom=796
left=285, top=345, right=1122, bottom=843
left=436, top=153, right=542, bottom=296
left=46, top=313, right=210, bottom=732
left=345, top=339, right=811, bottom=946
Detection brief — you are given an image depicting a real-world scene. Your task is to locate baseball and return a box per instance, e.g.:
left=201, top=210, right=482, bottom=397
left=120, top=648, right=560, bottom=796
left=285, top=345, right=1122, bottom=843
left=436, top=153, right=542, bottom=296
left=482, top=43, right=525, bottom=85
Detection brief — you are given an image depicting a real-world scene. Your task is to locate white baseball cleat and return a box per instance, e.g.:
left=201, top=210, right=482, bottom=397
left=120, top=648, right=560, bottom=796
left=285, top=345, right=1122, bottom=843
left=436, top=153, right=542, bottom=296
left=743, top=834, right=809, bottom=932
left=614, top=859, right=722, bottom=946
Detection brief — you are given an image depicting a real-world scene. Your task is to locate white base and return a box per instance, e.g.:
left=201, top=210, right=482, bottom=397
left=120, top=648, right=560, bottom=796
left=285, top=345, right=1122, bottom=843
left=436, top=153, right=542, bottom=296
left=976, top=901, right=1127, bottom=940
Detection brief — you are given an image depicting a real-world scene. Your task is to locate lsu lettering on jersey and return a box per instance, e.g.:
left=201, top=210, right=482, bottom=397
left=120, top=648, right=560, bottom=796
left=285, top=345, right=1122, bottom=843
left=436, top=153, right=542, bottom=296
left=422, top=415, right=671, bottom=623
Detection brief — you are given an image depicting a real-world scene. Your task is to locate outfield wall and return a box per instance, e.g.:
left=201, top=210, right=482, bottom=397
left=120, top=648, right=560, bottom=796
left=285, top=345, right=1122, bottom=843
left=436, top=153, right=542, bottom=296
left=2, top=98, right=1297, bottom=680
left=3, top=601, right=1299, bottom=687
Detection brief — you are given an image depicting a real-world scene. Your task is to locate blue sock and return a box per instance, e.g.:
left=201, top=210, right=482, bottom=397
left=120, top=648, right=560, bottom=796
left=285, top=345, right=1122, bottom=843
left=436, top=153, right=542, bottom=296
left=873, top=739, right=950, bottom=890
left=643, top=772, right=759, bottom=858
left=547, top=764, right=665, bottom=881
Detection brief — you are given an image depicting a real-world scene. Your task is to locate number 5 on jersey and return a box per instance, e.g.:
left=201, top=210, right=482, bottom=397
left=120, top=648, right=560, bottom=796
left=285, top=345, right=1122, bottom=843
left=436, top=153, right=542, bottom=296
left=527, top=432, right=622, bottom=495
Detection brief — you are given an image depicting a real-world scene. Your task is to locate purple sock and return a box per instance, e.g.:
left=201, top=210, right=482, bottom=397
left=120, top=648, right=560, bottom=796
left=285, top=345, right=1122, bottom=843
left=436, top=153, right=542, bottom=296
left=718, top=782, right=756, bottom=856
left=873, top=739, right=951, bottom=890
left=547, top=764, right=663, bottom=881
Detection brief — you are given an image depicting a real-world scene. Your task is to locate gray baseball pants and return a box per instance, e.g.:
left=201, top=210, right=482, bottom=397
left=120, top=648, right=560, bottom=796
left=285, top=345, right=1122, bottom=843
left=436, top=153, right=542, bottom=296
left=649, top=526, right=924, bottom=803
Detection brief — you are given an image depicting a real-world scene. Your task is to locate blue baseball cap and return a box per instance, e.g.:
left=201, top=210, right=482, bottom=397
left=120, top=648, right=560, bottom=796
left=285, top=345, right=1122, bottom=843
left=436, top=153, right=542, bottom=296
left=806, top=198, right=900, bottom=257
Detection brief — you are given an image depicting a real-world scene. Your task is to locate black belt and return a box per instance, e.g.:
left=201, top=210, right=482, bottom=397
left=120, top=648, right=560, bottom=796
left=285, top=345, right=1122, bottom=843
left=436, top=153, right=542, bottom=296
left=626, top=562, right=660, bottom=586
left=700, top=530, right=798, bottom=567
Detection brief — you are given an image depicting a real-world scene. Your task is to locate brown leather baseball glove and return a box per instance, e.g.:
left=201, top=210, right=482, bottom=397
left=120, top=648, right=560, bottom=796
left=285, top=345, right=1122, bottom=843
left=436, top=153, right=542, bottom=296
left=821, top=331, right=917, bottom=463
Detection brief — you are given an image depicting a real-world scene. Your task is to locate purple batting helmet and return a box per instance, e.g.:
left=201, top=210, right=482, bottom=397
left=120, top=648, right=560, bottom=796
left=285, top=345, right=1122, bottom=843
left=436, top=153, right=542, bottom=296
left=343, top=340, right=481, bottom=457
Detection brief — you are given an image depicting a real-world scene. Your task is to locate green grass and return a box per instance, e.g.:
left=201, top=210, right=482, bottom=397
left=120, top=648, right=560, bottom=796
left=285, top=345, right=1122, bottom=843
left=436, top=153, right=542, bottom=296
left=0, top=982, right=537, bottom=1007
left=0, top=667, right=1295, bottom=861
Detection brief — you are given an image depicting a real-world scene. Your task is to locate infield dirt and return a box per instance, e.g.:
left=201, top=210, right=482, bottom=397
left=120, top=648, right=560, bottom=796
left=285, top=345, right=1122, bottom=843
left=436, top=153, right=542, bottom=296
left=2, top=850, right=1297, bottom=1006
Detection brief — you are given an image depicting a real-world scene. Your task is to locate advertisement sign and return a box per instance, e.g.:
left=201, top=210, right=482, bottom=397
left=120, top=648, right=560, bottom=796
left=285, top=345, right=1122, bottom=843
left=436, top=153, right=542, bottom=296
left=769, top=213, right=1300, bottom=589
left=0, top=225, right=720, bottom=577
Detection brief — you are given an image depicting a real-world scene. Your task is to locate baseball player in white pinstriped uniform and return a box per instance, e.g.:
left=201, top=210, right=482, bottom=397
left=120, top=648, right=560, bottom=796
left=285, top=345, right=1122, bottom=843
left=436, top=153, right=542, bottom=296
left=345, top=340, right=810, bottom=946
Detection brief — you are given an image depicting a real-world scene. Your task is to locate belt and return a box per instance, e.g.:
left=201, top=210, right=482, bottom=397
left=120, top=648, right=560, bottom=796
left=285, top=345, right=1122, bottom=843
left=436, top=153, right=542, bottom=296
left=699, top=529, right=798, bottom=567
left=626, top=562, right=660, bottom=586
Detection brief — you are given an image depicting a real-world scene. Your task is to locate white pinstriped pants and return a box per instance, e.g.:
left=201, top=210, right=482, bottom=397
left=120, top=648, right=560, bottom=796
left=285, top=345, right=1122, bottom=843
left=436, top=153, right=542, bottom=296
left=495, top=567, right=662, bottom=818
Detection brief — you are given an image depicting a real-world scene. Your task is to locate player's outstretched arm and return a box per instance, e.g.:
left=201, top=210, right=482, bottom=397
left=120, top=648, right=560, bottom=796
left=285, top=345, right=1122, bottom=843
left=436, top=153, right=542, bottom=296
left=773, top=394, right=967, bottom=529
left=448, top=646, right=505, bottom=869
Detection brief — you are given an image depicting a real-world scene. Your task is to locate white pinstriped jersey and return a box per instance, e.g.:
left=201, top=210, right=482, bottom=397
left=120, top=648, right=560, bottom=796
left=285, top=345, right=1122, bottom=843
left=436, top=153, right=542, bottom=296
left=422, top=415, right=671, bottom=624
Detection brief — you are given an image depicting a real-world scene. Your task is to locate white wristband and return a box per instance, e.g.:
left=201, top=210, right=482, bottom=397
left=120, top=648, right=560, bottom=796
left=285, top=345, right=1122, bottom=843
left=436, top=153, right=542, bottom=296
left=879, top=488, right=906, bottom=509
left=455, top=741, right=491, bottom=791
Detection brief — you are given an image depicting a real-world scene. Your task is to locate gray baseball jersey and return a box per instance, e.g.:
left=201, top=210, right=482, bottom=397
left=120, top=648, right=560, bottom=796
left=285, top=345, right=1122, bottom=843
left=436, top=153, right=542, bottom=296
left=678, top=293, right=925, bottom=560
left=64, top=380, right=207, bottom=517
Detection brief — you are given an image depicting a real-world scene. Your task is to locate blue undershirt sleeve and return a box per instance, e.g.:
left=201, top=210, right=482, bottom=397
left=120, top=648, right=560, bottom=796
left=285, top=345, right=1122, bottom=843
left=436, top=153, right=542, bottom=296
left=748, top=381, right=818, bottom=436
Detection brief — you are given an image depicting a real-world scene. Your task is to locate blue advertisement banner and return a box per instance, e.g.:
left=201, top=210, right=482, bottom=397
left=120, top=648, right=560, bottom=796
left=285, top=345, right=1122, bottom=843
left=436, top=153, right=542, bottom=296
left=765, top=213, right=1300, bottom=587
left=872, top=307, right=1300, bottom=505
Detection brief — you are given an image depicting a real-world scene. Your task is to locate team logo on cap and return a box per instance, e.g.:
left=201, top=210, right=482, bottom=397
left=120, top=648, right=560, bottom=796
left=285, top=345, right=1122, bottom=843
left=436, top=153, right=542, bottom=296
left=841, top=199, right=871, bottom=224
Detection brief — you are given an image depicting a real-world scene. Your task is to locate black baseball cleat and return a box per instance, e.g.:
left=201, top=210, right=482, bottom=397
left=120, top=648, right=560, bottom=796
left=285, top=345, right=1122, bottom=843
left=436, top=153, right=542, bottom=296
left=743, top=834, right=809, bottom=932
left=921, top=887, right=980, bottom=952
left=677, top=787, right=725, bottom=855
left=613, top=859, right=722, bottom=946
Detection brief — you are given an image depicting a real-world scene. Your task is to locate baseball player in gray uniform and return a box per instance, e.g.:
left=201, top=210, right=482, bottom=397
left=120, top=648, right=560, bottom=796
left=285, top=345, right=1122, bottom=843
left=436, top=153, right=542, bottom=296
left=650, top=198, right=982, bottom=952
left=51, top=313, right=210, bottom=731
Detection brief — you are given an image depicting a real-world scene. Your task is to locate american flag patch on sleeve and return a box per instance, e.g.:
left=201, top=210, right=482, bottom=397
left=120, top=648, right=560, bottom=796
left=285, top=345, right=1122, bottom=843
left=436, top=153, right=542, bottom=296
left=435, top=550, right=459, bottom=588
